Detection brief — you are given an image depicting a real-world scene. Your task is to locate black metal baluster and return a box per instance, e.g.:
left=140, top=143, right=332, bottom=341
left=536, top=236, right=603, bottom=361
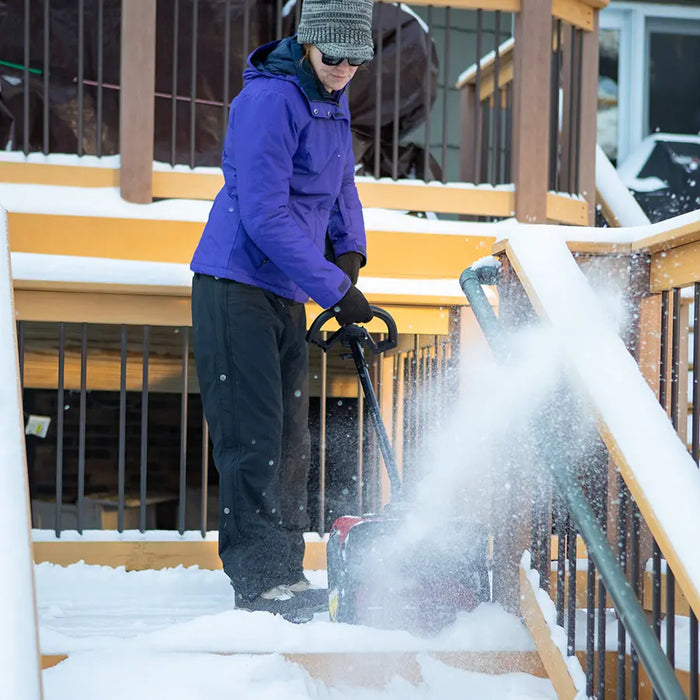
left=549, top=21, right=561, bottom=191
left=189, top=0, right=199, bottom=168
left=275, top=0, right=282, bottom=39
left=42, top=0, right=50, bottom=153
left=573, top=28, right=583, bottom=193
left=504, top=83, right=512, bottom=181
left=492, top=12, right=501, bottom=185
left=96, top=0, right=104, bottom=155
left=118, top=325, right=127, bottom=532
left=373, top=12, right=383, bottom=178
left=597, top=458, right=608, bottom=700
left=200, top=415, right=209, bottom=537
left=17, top=321, right=25, bottom=387
left=55, top=322, right=65, bottom=536
left=567, top=516, right=577, bottom=658
left=178, top=328, right=189, bottom=534
left=440, top=7, right=451, bottom=183
left=221, top=0, right=230, bottom=142
left=392, top=10, right=402, bottom=181
left=357, top=372, right=364, bottom=514
left=616, top=475, right=628, bottom=700
left=473, top=9, right=482, bottom=183
left=423, top=5, right=433, bottom=181
left=556, top=506, right=566, bottom=628
left=242, top=0, right=250, bottom=72
left=77, top=324, right=87, bottom=533
left=77, top=0, right=85, bottom=154
left=139, top=326, right=150, bottom=532
left=586, top=554, right=596, bottom=697
left=630, top=496, right=640, bottom=699
left=23, top=0, right=30, bottom=154
left=170, top=0, right=180, bottom=165
left=318, top=332, right=327, bottom=533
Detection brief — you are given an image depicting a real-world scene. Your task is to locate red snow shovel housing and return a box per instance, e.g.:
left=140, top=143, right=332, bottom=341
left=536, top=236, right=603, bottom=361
left=307, top=307, right=490, bottom=636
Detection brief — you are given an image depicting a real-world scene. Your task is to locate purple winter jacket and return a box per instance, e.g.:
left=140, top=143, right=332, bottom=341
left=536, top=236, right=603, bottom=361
left=190, top=39, right=367, bottom=309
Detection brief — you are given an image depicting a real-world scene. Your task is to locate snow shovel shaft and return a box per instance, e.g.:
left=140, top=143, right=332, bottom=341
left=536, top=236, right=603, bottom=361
left=306, top=307, right=402, bottom=502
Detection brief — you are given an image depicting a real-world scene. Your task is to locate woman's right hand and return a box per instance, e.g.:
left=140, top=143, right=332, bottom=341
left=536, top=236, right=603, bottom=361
left=332, top=285, right=373, bottom=326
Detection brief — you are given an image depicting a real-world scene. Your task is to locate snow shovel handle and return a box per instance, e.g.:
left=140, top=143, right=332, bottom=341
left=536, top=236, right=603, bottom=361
left=306, top=306, right=398, bottom=354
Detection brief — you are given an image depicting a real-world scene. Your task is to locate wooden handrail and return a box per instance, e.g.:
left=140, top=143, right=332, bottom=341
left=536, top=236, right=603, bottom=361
left=495, top=228, right=700, bottom=621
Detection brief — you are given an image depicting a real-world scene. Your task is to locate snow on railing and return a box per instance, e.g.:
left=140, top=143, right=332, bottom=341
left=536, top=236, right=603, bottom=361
left=0, top=207, right=43, bottom=699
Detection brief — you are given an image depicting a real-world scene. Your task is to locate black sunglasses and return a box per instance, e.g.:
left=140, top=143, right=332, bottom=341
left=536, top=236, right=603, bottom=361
left=321, top=53, right=368, bottom=67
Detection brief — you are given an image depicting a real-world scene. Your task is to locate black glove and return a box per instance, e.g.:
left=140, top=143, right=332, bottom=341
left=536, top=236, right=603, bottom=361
left=332, top=285, right=373, bottom=326
left=335, top=252, right=363, bottom=286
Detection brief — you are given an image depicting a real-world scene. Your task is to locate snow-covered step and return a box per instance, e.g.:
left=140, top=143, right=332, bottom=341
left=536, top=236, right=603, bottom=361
left=35, top=562, right=556, bottom=698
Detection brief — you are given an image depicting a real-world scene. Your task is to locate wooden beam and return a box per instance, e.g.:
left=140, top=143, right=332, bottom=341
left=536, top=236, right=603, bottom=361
left=355, top=180, right=515, bottom=217
left=32, top=539, right=327, bottom=571
left=520, top=561, right=580, bottom=699
left=283, top=651, right=544, bottom=686
left=632, top=216, right=700, bottom=255
left=0, top=160, right=120, bottom=189
left=14, top=289, right=193, bottom=326
left=545, top=192, right=589, bottom=225
left=551, top=0, right=593, bottom=30
left=119, top=0, right=157, bottom=203
left=502, top=235, right=700, bottom=621
left=8, top=212, right=202, bottom=264
left=7, top=211, right=497, bottom=279
left=14, top=288, right=456, bottom=334
left=384, top=0, right=521, bottom=10
left=511, top=0, right=552, bottom=223
left=649, top=240, right=700, bottom=292
left=578, top=10, right=600, bottom=223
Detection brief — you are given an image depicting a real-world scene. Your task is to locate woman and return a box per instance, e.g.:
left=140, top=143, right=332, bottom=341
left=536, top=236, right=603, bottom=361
left=190, top=0, right=375, bottom=621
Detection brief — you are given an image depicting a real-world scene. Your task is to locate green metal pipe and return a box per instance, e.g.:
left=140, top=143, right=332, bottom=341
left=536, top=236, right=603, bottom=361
left=0, top=59, right=42, bottom=75
left=459, top=264, right=685, bottom=700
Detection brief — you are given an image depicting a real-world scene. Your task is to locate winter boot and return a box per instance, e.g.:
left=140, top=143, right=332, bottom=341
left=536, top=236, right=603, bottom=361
left=234, top=584, right=327, bottom=623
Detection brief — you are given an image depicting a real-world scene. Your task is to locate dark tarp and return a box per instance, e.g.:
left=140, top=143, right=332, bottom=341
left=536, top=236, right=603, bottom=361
left=630, top=139, right=700, bottom=222
left=1, top=0, right=438, bottom=175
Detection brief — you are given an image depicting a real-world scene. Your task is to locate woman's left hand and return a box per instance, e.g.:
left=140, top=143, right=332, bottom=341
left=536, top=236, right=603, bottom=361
left=335, top=252, right=363, bottom=285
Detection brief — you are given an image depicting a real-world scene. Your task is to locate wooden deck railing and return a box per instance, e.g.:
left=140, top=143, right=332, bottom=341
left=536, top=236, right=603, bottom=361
left=2, top=0, right=607, bottom=224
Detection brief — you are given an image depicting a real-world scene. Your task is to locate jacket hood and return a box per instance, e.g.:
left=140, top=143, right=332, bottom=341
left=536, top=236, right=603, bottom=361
left=245, top=37, right=342, bottom=104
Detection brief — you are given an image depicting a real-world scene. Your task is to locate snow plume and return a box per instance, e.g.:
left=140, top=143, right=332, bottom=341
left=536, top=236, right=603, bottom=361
left=576, top=255, right=634, bottom=341
left=406, top=322, right=569, bottom=535
left=355, top=316, right=605, bottom=636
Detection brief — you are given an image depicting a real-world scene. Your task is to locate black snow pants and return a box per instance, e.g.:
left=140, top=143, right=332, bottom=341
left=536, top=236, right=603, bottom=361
left=191, top=273, right=311, bottom=600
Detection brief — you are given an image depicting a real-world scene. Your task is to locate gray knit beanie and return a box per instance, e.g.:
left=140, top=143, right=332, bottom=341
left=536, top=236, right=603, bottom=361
left=296, top=0, right=375, bottom=62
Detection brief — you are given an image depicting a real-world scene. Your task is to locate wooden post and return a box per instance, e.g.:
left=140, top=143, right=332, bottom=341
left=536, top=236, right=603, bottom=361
left=512, top=0, right=553, bottom=223
left=119, top=0, right=157, bottom=204
left=578, top=11, right=600, bottom=225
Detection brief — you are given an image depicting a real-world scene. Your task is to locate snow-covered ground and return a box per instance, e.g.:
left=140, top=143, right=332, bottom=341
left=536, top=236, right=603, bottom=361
left=37, top=562, right=556, bottom=700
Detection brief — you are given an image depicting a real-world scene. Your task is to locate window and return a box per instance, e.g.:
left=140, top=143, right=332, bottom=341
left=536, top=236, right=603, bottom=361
left=646, top=19, right=700, bottom=135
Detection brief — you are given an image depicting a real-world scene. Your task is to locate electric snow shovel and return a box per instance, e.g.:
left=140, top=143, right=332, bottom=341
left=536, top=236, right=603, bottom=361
left=307, top=306, right=490, bottom=635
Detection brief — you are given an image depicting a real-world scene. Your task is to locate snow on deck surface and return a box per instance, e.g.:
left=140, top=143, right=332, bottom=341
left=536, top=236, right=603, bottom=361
left=504, top=229, right=700, bottom=598
left=36, top=562, right=557, bottom=700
